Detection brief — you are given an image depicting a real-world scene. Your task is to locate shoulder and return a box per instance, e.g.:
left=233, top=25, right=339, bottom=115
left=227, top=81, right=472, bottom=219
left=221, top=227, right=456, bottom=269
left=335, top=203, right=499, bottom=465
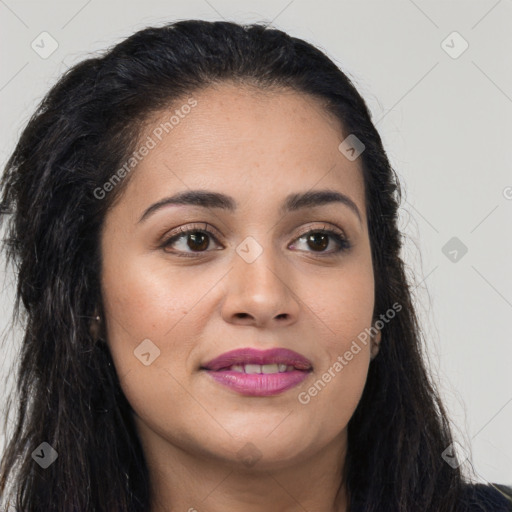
left=460, top=482, right=512, bottom=511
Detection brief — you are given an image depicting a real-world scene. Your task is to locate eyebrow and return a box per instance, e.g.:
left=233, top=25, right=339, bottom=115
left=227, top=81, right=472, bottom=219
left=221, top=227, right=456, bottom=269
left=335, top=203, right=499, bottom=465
left=138, top=189, right=362, bottom=224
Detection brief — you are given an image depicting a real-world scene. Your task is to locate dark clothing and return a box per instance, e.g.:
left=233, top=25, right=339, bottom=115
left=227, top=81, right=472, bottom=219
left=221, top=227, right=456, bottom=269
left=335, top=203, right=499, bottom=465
left=463, top=482, right=512, bottom=511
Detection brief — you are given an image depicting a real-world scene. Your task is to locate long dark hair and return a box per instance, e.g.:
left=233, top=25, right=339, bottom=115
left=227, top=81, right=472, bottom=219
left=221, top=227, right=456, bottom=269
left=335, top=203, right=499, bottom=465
left=0, top=19, right=497, bottom=512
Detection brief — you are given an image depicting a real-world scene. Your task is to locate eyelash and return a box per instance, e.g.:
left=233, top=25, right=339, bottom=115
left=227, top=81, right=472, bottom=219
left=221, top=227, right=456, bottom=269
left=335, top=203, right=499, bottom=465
left=160, top=223, right=351, bottom=258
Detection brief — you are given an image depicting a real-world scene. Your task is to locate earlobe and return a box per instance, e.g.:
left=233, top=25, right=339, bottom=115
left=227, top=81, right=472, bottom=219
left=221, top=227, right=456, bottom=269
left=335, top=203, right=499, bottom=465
left=89, top=307, right=102, bottom=343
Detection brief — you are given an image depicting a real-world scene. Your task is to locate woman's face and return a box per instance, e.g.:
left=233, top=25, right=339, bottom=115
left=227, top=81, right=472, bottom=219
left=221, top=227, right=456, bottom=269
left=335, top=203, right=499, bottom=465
left=100, top=83, right=378, bottom=470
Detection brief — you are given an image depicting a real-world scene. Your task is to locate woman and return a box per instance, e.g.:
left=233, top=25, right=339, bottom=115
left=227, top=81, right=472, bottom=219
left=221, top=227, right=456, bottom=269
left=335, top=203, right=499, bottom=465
left=0, top=19, right=510, bottom=512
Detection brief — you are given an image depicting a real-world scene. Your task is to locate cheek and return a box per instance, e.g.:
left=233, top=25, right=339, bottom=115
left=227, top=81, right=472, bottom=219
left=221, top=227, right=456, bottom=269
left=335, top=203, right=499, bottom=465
left=102, top=261, right=189, bottom=337
left=100, top=256, right=207, bottom=435
left=306, top=258, right=376, bottom=352
left=297, top=273, right=374, bottom=434
left=296, top=258, right=374, bottom=418
left=100, top=240, right=211, bottom=357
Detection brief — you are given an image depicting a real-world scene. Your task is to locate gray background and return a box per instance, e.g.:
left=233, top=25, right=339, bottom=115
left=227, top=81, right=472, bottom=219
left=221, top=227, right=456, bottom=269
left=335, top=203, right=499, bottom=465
left=1, top=0, right=511, bottom=485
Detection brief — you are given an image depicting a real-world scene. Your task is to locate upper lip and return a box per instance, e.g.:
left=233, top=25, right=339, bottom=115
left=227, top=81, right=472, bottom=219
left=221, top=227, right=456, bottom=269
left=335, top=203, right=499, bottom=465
left=201, top=348, right=313, bottom=371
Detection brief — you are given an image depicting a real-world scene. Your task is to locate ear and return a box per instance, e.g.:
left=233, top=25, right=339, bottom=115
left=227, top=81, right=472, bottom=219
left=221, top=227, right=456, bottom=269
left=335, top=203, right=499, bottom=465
left=370, top=329, right=382, bottom=361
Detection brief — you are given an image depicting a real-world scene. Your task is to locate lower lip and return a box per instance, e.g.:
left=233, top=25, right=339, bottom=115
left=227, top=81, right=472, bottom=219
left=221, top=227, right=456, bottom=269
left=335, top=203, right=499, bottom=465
left=203, top=369, right=311, bottom=396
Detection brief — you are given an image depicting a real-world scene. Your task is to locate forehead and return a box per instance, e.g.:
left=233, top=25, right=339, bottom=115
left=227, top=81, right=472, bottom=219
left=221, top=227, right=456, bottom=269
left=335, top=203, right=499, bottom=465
left=116, top=83, right=366, bottom=222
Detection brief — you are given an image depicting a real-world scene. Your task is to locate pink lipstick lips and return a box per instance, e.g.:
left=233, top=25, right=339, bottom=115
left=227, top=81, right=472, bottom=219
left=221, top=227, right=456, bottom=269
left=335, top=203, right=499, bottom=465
left=200, top=348, right=313, bottom=396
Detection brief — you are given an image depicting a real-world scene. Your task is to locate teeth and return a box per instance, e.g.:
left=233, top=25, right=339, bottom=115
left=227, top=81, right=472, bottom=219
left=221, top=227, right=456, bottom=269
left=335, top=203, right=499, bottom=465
left=262, top=364, right=279, bottom=374
left=227, top=364, right=296, bottom=374
left=244, top=364, right=262, bottom=374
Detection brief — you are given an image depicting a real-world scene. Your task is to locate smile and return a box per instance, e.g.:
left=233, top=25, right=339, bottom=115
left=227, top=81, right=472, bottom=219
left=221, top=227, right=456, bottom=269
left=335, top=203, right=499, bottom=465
left=201, top=347, right=313, bottom=396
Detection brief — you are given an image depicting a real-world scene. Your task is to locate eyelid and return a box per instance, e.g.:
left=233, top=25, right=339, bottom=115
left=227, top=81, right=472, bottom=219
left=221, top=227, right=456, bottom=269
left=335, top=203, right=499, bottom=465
left=293, top=223, right=347, bottom=241
left=162, top=222, right=222, bottom=242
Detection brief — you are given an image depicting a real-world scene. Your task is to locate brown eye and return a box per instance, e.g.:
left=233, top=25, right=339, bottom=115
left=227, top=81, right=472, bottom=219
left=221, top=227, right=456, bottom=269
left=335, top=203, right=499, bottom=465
left=291, top=228, right=351, bottom=255
left=161, top=225, right=222, bottom=257
left=305, top=232, right=329, bottom=252
left=185, top=232, right=210, bottom=251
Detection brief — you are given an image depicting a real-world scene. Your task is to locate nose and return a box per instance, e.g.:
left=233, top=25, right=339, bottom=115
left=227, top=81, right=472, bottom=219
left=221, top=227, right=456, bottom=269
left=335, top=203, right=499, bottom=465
left=220, top=243, right=300, bottom=329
